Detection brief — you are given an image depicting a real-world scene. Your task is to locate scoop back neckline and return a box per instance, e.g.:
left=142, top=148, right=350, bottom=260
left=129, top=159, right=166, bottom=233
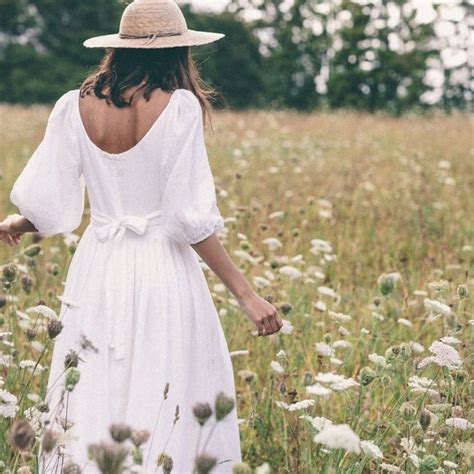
left=74, top=88, right=182, bottom=159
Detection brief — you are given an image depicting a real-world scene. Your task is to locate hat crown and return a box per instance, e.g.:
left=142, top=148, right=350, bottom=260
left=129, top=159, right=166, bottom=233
left=119, top=0, right=188, bottom=38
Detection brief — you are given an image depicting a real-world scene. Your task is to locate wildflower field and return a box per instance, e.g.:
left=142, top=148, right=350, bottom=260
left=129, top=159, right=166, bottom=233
left=0, top=103, right=473, bottom=473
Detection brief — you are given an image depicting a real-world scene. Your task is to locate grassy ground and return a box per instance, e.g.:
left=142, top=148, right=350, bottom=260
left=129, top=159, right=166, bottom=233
left=0, top=103, right=473, bottom=473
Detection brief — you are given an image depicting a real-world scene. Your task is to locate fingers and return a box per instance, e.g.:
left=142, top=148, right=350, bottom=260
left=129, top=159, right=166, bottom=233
left=259, top=308, right=284, bottom=336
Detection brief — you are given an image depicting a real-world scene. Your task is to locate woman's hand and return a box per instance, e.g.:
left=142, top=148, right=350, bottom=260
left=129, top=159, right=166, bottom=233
left=0, top=214, right=24, bottom=246
left=237, top=292, right=284, bottom=337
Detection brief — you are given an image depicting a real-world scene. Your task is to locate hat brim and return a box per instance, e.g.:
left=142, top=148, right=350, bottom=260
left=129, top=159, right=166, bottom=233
left=83, top=29, right=225, bottom=49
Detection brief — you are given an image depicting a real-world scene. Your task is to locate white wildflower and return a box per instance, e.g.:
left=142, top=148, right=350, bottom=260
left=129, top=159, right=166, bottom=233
left=25, top=305, right=58, bottom=320
left=63, top=233, right=80, bottom=246
left=423, top=298, right=452, bottom=317
left=317, top=286, right=340, bottom=301
left=0, top=389, right=19, bottom=418
left=409, top=341, right=425, bottom=353
left=315, top=342, right=334, bottom=357
left=440, top=336, right=461, bottom=345
left=310, top=239, right=333, bottom=255
left=397, top=318, right=412, bottom=327
left=380, top=463, right=401, bottom=472
left=315, top=373, right=359, bottom=391
left=361, top=440, right=383, bottom=459
left=229, top=350, right=249, bottom=357
left=306, top=384, right=332, bottom=397
left=418, top=341, right=463, bottom=371
left=445, top=417, right=473, bottom=430
left=253, top=276, right=272, bottom=288
left=328, top=310, right=352, bottom=323
left=369, top=353, right=390, bottom=368
left=280, top=319, right=293, bottom=334
left=255, top=462, right=271, bottom=474
left=279, top=266, right=302, bottom=279
left=313, top=424, right=360, bottom=454
left=299, top=415, right=333, bottom=432
left=275, top=399, right=315, bottom=411
left=332, top=340, right=352, bottom=350
left=19, top=360, right=45, bottom=373
left=262, top=238, right=283, bottom=251
left=313, top=300, right=327, bottom=312
left=270, top=360, right=284, bottom=374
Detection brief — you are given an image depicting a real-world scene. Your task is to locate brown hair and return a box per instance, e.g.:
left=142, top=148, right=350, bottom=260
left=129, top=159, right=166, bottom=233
left=79, top=47, right=219, bottom=127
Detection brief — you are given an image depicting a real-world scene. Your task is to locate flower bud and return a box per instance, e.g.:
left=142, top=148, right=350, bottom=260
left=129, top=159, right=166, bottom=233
left=399, top=343, right=412, bottom=360
left=420, top=454, right=438, bottom=471
left=360, top=367, right=377, bottom=386
left=130, top=429, right=150, bottom=448
left=65, top=367, right=81, bottom=391
left=157, top=453, right=173, bottom=474
left=400, top=401, right=417, bottom=421
left=46, top=263, right=60, bottom=276
left=457, top=284, right=468, bottom=299
left=232, top=462, right=252, bottom=474
left=193, top=403, right=212, bottom=426
left=24, top=244, right=42, bottom=258
left=215, top=392, right=235, bottom=421
left=64, top=350, right=79, bottom=369
left=8, top=420, right=35, bottom=451
left=280, top=303, right=292, bottom=315
left=21, top=274, right=33, bottom=293
left=2, top=264, right=17, bottom=283
left=41, top=430, right=60, bottom=453
left=109, top=423, right=131, bottom=443
left=303, top=371, right=313, bottom=386
left=62, top=462, right=82, bottom=474
left=194, top=453, right=217, bottom=474
left=47, top=319, right=63, bottom=339
left=419, top=410, right=431, bottom=431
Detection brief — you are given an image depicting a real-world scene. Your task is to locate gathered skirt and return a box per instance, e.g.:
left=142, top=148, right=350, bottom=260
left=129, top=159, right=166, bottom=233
left=38, top=224, right=242, bottom=473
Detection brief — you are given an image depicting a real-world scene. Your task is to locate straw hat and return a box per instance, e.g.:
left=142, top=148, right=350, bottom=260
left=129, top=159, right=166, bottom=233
left=83, top=0, right=225, bottom=49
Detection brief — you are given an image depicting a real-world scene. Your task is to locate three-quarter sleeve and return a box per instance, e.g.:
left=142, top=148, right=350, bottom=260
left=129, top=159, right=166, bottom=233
left=160, top=90, right=224, bottom=245
left=10, top=90, right=85, bottom=236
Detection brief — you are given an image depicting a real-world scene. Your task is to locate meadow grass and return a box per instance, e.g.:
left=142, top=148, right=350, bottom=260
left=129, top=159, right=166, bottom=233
left=0, top=103, right=473, bottom=473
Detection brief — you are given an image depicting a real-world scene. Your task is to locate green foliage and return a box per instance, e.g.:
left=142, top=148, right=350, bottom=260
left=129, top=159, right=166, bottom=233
left=0, top=0, right=470, bottom=113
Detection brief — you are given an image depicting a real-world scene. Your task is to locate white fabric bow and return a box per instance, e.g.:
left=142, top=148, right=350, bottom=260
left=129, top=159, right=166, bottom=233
left=91, top=210, right=163, bottom=242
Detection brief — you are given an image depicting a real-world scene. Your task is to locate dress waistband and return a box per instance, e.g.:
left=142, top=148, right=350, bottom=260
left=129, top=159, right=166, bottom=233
left=90, top=209, right=163, bottom=242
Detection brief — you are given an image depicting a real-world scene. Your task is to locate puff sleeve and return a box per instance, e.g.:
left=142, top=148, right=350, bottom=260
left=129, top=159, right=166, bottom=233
left=10, top=90, right=85, bottom=236
left=160, top=90, right=224, bottom=245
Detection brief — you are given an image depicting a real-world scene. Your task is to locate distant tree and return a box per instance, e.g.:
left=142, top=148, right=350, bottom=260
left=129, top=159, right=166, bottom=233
left=326, top=0, right=439, bottom=115
left=0, top=0, right=123, bottom=102
left=227, top=0, right=331, bottom=110
left=182, top=3, right=267, bottom=109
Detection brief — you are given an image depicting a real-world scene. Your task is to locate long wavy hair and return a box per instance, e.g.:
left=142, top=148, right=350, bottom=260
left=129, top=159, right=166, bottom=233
left=79, top=47, right=219, bottom=126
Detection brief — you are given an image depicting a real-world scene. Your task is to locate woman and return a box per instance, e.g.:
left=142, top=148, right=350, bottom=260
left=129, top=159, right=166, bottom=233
left=0, top=0, right=283, bottom=472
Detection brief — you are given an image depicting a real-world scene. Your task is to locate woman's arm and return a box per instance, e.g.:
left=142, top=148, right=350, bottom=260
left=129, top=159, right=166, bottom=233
left=192, top=233, right=283, bottom=337
left=0, top=214, right=36, bottom=246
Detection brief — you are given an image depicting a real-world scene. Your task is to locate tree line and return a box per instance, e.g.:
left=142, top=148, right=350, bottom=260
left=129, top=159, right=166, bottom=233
left=0, top=0, right=471, bottom=115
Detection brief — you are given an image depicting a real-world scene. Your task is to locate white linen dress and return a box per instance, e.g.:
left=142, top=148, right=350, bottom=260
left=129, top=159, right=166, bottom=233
left=10, top=88, right=242, bottom=473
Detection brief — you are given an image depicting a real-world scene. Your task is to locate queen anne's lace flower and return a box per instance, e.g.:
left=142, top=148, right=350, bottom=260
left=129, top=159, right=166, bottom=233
left=275, top=399, right=315, bottom=411
left=361, top=440, right=383, bottom=459
left=423, top=298, right=452, bottom=317
left=0, top=389, right=19, bottom=418
left=313, top=424, right=361, bottom=454
left=445, top=417, right=473, bottom=430
left=418, top=341, right=463, bottom=371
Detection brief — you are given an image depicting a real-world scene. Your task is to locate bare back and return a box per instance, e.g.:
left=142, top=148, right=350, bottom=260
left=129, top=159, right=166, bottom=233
left=78, top=87, right=174, bottom=155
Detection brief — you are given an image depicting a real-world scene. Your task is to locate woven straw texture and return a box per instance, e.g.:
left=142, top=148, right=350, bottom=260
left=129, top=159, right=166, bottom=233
left=83, top=0, right=225, bottom=49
